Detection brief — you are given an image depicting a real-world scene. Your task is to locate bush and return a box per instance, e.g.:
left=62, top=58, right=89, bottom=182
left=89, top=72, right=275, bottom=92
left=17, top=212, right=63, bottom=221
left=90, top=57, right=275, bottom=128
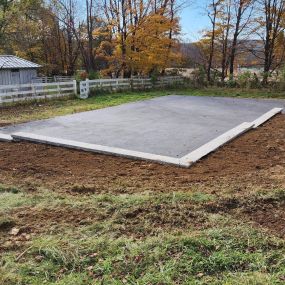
left=75, top=71, right=88, bottom=81
left=277, top=66, right=285, bottom=91
left=191, top=66, right=207, bottom=87
left=150, top=69, right=160, bottom=84
left=88, top=70, right=100, bottom=80
left=225, top=76, right=237, bottom=88
left=236, top=71, right=261, bottom=89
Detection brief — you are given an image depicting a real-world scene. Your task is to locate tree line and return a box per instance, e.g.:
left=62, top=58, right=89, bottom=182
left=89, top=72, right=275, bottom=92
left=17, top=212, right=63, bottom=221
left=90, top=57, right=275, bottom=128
left=1, top=0, right=285, bottom=83
left=197, top=0, right=285, bottom=84
left=0, top=0, right=181, bottom=78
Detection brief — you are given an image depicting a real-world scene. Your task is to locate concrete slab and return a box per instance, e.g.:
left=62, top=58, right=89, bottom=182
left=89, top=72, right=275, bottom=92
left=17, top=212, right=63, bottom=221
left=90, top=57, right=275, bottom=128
left=252, top=107, right=283, bottom=128
left=0, top=133, right=12, bottom=142
left=181, top=122, right=254, bottom=165
left=12, top=132, right=189, bottom=167
left=1, top=95, right=284, bottom=163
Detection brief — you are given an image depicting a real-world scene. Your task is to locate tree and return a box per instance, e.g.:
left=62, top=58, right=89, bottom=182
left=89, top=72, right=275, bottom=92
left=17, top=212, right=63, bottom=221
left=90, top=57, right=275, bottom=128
left=126, top=12, right=180, bottom=75
left=0, top=0, right=14, bottom=48
left=103, top=0, right=181, bottom=77
left=229, top=0, right=254, bottom=76
left=258, top=0, right=285, bottom=83
left=216, top=0, right=232, bottom=81
left=206, top=0, right=220, bottom=82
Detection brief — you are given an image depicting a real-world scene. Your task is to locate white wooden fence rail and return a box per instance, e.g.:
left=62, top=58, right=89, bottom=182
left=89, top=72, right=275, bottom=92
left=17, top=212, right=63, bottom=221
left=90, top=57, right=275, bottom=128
left=80, top=76, right=184, bottom=98
left=32, top=76, right=75, bottom=83
left=0, top=76, right=184, bottom=104
left=0, top=80, right=77, bottom=104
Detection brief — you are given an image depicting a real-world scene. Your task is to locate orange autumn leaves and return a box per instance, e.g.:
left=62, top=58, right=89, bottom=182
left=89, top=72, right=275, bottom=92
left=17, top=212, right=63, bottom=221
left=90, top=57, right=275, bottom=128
left=102, top=0, right=181, bottom=76
left=124, top=13, right=181, bottom=74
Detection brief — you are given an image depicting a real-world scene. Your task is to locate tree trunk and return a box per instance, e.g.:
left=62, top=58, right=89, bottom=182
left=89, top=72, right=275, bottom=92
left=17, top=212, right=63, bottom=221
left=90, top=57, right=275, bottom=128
left=229, top=2, right=242, bottom=76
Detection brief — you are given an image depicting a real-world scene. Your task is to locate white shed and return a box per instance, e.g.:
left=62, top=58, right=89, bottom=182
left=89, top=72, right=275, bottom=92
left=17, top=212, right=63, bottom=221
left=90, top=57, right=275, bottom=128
left=0, top=55, right=41, bottom=85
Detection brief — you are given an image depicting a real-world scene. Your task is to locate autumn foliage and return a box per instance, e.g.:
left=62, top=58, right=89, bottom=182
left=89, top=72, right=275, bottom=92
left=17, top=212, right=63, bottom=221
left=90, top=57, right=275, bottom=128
left=0, top=0, right=181, bottom=77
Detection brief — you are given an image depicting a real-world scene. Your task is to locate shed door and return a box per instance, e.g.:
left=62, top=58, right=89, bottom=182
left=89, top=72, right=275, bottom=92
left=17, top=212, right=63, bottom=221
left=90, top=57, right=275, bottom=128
left=11, top=69, right=20, bottom=84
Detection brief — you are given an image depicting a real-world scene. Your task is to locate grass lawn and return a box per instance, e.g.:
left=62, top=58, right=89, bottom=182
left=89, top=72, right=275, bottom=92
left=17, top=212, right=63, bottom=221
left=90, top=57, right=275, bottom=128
left=1, top=86, right=285, bottom=126
left=1, top=185, right=284, bottom=285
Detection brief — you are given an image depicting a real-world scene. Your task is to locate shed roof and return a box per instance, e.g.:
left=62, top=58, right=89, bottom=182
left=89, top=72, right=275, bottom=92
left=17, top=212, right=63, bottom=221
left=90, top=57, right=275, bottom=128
left=0, top=55, right=41, bottom=69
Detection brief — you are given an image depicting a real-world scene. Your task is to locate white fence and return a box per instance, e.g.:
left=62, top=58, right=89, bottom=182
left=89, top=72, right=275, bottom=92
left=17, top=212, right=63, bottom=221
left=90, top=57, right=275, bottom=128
left=0, top=76, right=184, bottom=104
left=32, top=76, right=75, bottom=83
left=80, top=76, right=184, bottom=98
left=0, top=80, right=77, bottom=104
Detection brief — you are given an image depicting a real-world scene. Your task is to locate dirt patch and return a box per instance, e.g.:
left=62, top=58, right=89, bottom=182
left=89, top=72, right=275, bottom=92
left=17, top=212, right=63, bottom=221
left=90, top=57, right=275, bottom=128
left=11, top=206, right=103, bottom=234
left=205, top=194, right=285, bottom=238
left=0, top=114, right=284, bottom=195
left=240, top=196, right=285, bottom=238
left=0, top=200, right=207, bottom=249
left=115, top=202, right=207, bottom=238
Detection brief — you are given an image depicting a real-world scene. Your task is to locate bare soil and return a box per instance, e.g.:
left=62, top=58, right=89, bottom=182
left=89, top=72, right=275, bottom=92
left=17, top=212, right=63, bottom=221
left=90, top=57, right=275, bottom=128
left=0, top=114, right=284, bottom=239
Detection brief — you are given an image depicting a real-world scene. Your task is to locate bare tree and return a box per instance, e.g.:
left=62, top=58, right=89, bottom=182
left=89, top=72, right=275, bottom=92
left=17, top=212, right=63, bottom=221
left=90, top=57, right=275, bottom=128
left=229, top=0, right=254, bottom=76
left=50, top=0, right=80, bottom=74
left=218, top=0, right=232, bottom=81
left=207, top=0, right=219, bottom=82
left=259, top=0, right=285, bottom=83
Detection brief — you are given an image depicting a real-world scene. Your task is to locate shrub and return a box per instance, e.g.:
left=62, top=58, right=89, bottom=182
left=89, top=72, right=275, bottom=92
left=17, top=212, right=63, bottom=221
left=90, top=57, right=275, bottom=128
left=191, top=66, right=207, bottom=87
left=88, top=70, right=100, bottom=80
left=225, top=75, right=237, bottom=88
left=277, top=66, right=285, bottom=91
left=237, top=71, right=252, bottom=88
left=236, top=71, right=261, bottom=89
left=75, top=71, right=88, bottom=81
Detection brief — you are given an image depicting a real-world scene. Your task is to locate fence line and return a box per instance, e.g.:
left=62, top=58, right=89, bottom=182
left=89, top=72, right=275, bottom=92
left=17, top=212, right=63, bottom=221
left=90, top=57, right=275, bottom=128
left=32, top=76, right=75, bottom=83
left=0, top=80, right=77, bottom=104
left=79, top=76, right=184, bottom=98
left=0, top=76, right=184, bottom=104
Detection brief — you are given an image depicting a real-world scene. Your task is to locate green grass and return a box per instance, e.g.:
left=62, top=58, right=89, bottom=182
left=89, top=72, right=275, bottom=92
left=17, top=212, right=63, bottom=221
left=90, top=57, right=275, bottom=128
left=0, top=185, right=285, bottom=284
left=1, top=86, right=284, bottom=125
left=1, top=224, right=285, bottom=284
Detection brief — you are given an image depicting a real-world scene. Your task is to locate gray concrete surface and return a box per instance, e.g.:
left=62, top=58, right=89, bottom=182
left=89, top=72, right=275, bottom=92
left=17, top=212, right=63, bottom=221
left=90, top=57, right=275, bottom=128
left=1, top=95, right=284, bottom=157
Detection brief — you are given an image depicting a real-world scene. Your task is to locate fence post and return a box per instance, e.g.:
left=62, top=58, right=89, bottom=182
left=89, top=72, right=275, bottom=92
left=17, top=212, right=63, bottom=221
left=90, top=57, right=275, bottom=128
left=86, top=79, right=90, bottom=95
left=57, top=82, right=61, bottom=97
left=130, top=78, right=133, bottom=90
left=31, top=83, right=36, bottom=98
left=79, top=79, right=89, bottom=99
left=73, top=80, right=77, bottom=95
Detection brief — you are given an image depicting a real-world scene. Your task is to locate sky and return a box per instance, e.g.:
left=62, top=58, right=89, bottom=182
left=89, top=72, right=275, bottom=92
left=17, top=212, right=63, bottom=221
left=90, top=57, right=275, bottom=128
left=180, top=0, right=209, bottom=42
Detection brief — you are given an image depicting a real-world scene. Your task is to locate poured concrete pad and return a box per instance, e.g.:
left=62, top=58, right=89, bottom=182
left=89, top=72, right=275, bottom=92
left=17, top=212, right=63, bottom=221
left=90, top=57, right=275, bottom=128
left=1, top=96, right=284, bottom=159
left=0, top=133, right=12, bottom=142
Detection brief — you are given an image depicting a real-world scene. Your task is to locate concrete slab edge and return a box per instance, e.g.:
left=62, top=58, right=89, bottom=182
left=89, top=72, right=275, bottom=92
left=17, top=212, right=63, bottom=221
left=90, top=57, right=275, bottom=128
left=252, top=107, right=283, bottom=128
left=0, top=133, right=13, bottom=142
left=11, top=132, right=189, bottom=168
left=180, top=122, right=254, bottom=164
left=9, top=107, right=283, bottom=168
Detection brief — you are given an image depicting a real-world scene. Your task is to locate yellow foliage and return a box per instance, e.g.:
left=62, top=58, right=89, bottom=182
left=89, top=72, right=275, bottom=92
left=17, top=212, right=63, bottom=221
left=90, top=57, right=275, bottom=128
left=125, top=13, right=181, bottom=74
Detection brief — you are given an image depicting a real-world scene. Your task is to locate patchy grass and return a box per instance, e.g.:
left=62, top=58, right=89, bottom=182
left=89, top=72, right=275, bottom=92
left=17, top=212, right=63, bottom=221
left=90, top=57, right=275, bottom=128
left=0, top=184, right=285, bottom=284
left=1, top=87, right=284, bottom=126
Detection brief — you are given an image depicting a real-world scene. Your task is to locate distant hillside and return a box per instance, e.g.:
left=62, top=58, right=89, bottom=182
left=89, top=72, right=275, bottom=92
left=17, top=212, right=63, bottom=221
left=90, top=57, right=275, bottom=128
left=178, top=40, right=264, bottom=68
